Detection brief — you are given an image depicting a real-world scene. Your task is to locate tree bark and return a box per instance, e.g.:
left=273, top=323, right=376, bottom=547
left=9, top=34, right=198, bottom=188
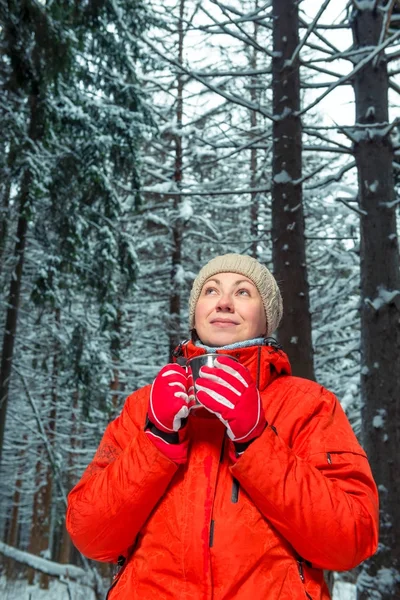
left=271, top=0, right=315, bottom=380
left=0, top=92, right=45, bottom=464
left=169, top=0, right=185, bottom=358
left=250, top=0, right=260, bottom=258
left=4, top=434, right=27, bottom=578
left=0, top=192, right=29, bottom=464
left=351, top=3, right=400, bottom=599
left=0, top=145, right=16, bottom=274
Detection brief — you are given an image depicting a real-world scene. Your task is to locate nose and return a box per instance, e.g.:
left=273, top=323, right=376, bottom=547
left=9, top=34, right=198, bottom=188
left=216, top=293, right=234, bottom=312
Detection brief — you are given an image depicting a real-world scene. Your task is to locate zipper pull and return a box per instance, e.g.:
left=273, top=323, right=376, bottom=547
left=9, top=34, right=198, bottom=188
left=297, top=559, right=305, bottom=582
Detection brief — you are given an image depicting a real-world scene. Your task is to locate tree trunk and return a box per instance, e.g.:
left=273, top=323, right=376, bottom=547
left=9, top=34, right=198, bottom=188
left=59, top=389, right=80, bottom=566
left=4, top=434, right=27, bottom=578
left=250, top=0, right=260, bottom=258
left=271, top=0, right=315, bottom=380
left=0, top=92, right=44, bottom=464
left=0, top=145, right=16, bottom=274
left=169, top=0, right=185, bottom=358
left=27, top=309, right=60, bottom=588
left=351, top=3, right=400, bottom=599
left=110, top=308, right=123, bottom=413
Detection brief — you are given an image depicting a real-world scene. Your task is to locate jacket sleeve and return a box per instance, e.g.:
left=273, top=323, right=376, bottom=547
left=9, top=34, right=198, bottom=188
left=230, top=379, right=379, bottom=572
left=66, top=385, right=178, bottom=562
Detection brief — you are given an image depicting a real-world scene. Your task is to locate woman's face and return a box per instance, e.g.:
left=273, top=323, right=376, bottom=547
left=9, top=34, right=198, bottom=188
left=194, top=272, right=267, bottom=347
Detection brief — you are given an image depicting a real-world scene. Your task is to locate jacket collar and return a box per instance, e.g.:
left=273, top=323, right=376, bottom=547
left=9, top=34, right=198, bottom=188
left=174, top=339, right=291, bottom=392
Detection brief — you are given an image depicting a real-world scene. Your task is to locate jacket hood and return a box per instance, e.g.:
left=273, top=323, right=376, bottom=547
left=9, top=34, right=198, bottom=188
left=173, top=339, right=291, bottom=392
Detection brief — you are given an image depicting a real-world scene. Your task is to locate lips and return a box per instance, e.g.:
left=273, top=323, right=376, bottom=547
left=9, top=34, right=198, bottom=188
left=210, top=318, right=239, bottom=326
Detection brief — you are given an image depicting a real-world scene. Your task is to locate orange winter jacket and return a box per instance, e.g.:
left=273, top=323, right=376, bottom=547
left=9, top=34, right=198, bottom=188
left=66, top=341, right=379, bottom=600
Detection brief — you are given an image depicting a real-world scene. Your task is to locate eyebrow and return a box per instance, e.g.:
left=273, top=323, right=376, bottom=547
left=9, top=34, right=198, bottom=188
left=205, top=278, right=256, bottom=287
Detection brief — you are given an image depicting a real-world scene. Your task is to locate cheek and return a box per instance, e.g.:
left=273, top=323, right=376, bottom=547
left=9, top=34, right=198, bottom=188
left=248, top=303, right=266, bottom=332
left=194, top=300, right=207, bottom=325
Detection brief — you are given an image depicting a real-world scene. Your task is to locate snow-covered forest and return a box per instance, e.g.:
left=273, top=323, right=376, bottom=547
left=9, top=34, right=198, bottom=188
left=0, top=0, right=399, bottom=598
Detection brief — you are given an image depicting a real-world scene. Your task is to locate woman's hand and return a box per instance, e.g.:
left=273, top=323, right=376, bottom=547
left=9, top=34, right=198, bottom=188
left=148, top=364, right=195, bottom=433
left=146, top=364, right=195, bottom=464
left=195, top=356, right=266, bottom=444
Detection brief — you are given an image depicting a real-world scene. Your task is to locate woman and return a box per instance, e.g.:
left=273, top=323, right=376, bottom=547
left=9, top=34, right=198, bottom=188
left=66, top=253, right=379, bottom=600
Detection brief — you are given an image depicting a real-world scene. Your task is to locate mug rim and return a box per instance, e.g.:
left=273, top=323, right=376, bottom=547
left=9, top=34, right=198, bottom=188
left=186, top=353, right=239, bottom=366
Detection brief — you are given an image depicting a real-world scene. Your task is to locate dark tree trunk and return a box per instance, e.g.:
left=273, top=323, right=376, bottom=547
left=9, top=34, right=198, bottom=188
left=169, top=0, right=185, bottom=358
left=0, top=93, right=44, bottom=464
left=27, top=312, right=59, bottom=590
left=0, top=192, right=29, bottom=465
left=110, top=308, right=123, bottom=413
left=59, top=389, right=79, bottom=565
left=0, top=145, right=16, bottom=273
left=250, top=0, right=260, bottom=259
left=271, top=0, right=315, bottom=380
left=4, top=434, right=27, bottom=578
left=351, top=3, right=400, bottom=599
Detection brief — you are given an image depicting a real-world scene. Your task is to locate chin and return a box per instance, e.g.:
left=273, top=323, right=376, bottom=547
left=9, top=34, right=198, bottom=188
left=204, top=334, right=244, bottom=347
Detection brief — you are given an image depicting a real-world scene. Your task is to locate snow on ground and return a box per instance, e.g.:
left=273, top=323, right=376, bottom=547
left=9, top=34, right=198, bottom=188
left=0, top=576, right=97, bottom=600
left=332, top=581, right=357, bottom=600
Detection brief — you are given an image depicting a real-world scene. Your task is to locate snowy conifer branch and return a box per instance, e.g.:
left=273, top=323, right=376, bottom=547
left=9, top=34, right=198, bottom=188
left=303, top=145, right=351, bottom=154
left=305, top=161, right=356, bottom=189
left=288, top=0, right=332, bottom=67
left=372, top=0, right=396, bottom=67
left=141, top=34, right=274, bottom=120
left=198, top=4, right=273, bottom=56
left=190, top=67, right=272, bottom=78
left=298, top=16, right=341, bottom=55
left=141, top=185, right=272, bottom=196
left=389, top=79, right=400, bottom=95
left=335, top=197, right=368, bottom=216
left=14, top=368, right=69, bottom=503
left=299, top=28, right=400, bottom=116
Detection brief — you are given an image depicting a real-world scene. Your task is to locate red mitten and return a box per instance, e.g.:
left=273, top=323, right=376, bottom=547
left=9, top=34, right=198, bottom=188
left=148, top=364, right=195, bottom=433
left=146, top=364, right=195, bottom=465
left=195, top=356, right=266, bottom=443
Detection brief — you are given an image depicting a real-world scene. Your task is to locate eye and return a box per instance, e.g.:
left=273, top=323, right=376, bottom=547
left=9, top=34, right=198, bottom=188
left=204, top=286, right=217, bottom=295
left=237, top=288, right=251, bottom=296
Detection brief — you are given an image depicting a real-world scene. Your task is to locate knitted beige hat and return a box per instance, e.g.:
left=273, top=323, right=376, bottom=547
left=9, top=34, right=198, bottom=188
left=189, top=253, right=283, bottom=337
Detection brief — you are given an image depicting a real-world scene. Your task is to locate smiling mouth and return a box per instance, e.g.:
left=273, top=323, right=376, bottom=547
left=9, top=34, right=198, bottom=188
left=210, top=319, right=239, bottom=327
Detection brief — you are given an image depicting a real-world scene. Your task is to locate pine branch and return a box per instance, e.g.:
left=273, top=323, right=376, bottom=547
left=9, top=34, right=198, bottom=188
left=299, top=28, right=400, bottom=116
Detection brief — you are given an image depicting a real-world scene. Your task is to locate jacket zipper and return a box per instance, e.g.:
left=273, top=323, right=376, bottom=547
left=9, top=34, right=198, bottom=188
left=297, top=559, right=313, bottom=599
left=209, top=519, right=215, bottom=547
left=297, top=559, right=305, bottom=582
left=231, top=478, right=239, bottom=503
left=105, top=557, right=127, bottom=599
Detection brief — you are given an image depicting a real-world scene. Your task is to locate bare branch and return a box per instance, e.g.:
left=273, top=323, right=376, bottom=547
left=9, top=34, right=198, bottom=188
left=306, top=160, right=357, bottom=189
left=198, top=4, right=274, bottom=57
left=299, top=28, right=400, bottom=116
left=372, top=0, right=397, bottom=68
left=141, top=34, right=274, bottom=120
left=298, top=15, right=342, bottom=55
left=190, top=67, right=271, bottom=78
left=303, top=144, right=352, bottom=154
left=335, top=196, right=368, bottom=216
left=288, top=0, right=332, bottom=67
left=389, top=79, right=400, bottom=95
left=303, top=127, right=352, bottom=150
left=141, top=185, right=272, bottom=197
left=302, top=62, right=348, bottom=79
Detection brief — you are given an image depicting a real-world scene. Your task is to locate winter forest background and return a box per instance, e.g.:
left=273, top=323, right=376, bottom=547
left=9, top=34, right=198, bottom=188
left=0, top=0, right=399, bottom=599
